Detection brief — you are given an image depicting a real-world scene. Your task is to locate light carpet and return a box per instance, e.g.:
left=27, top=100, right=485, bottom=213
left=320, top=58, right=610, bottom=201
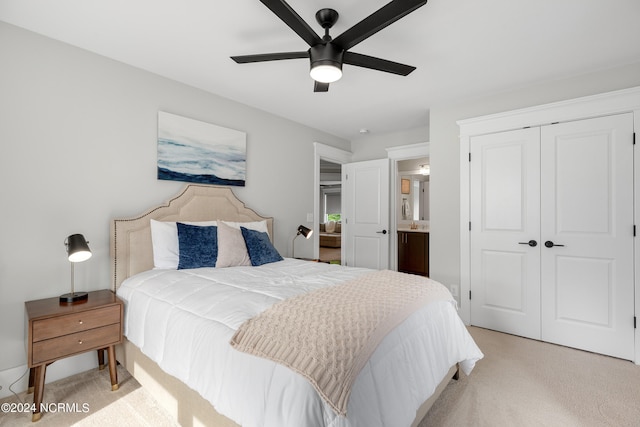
left=419, top=327, right=640, bottom=427
left=0, top=365, right=177, bottom=427
left=2, top=327, right=639, bottom=426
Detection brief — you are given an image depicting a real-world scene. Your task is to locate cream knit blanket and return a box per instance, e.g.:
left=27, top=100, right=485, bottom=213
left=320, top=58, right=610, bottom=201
left=230, top=269, right=453, bottom=415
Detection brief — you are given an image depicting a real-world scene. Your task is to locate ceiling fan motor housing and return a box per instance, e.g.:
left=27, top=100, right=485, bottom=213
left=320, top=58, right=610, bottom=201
left=309, top=43, right=344, bottom=71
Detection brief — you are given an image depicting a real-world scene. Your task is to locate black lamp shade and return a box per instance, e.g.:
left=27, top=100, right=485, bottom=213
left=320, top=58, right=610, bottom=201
left=66, top=234, right=92, bottom=262
left=297, top=225, right=313, bottom=239
left=61, top=234, right=91, bottom=304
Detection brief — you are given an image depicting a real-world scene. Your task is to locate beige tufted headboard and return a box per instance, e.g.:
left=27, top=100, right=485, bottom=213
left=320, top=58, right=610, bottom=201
left=110, top=184, right=274, bottom=291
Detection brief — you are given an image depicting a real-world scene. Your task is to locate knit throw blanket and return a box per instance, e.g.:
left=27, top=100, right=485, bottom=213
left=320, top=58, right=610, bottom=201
left=230, top=269, right=453, bottom=415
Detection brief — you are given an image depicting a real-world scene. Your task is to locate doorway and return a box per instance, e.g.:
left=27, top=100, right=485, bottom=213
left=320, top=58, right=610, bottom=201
left=313, top=143, right=352, bottom=262
left=319, top=159, right=343, bottom=263
left=313, top=142, right=429, bottom=269
left=387, top=143, right=430, bottom=272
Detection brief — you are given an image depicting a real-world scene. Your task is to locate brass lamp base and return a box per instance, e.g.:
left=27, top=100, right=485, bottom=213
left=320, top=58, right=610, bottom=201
left=59, top=292, right=88, bottom=303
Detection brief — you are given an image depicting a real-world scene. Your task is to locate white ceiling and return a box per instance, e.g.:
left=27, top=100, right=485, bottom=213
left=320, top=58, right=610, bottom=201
left=2, top=0, right=640, bottom=141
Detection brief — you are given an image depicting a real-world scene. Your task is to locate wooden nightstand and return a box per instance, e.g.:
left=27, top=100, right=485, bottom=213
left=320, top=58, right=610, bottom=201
left=25, top=289, right=123, bottom=422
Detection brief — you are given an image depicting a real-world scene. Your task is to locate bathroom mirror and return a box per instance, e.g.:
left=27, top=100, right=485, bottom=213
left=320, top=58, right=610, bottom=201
left=398, top=158, right=429, bottom=222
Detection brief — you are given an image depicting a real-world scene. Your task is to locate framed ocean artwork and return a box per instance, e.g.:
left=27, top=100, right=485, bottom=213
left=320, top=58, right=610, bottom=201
left=157, top=111, right=247, bottom=186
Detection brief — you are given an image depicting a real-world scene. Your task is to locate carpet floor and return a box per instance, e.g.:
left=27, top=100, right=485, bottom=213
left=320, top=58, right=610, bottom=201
left=419, top=327, right=640, bottom=427
left=2, top=327, right=639, bottom=426
left=0, top=364, right=177, bottom=427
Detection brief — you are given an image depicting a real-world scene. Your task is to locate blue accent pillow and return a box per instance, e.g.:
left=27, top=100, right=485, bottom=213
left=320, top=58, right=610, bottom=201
left=240, top=227, right=283, bottom=266
left=176, top=223, right=218, bottom=269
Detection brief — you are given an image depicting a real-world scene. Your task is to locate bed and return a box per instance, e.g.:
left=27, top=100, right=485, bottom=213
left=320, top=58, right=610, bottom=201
left=111, top=184, right=483, bottom=427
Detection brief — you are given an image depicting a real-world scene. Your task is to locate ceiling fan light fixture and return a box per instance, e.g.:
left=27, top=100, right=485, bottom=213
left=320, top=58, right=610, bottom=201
left=310, top=63, right=342, bottom=83
left=309, top=43, right=343, bottom=83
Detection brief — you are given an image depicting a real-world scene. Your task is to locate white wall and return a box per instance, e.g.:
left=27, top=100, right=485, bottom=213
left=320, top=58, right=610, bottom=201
left=350, top=126, right=429, bottom=162
left=0, top=22, right=349, bottom=393
left=429, top=62, right=640, bottom=293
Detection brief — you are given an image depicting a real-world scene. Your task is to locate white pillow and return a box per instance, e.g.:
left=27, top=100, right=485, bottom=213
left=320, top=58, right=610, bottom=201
left=150, top=219, right=217, bottom=269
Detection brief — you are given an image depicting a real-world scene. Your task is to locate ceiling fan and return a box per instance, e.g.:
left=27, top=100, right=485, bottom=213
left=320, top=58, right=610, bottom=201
left=231, top=0, right=428, bottom=92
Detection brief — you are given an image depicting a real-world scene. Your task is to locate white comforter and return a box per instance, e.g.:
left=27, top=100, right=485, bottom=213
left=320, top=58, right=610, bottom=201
left=117, top=259, right=483, bottom=427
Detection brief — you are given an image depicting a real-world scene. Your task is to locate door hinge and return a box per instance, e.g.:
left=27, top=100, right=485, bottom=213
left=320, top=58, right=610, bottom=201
left=634, top=225, right=636, bottom=237
left=469, top=290, right=472, bottom=300
left=633, top=133, right=636, bottom=145
left=635, top=316, right=637, bottom=329
left=469, top=222, right=472, bottom=231
left=469, top=153, right=471, bottom=162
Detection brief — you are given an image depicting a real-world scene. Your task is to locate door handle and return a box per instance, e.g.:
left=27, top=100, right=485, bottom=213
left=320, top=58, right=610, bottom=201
left=518, top=240, right=538, bottom=247
left=544, top=240, right=565, bottom=248
left=376, top=230, right=387, bottom=234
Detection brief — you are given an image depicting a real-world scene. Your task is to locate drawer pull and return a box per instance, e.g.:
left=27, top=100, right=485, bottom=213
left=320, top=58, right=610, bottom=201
left=78, top=340, right=83, bottom=345
left=78, top=320, right=83, bottom=325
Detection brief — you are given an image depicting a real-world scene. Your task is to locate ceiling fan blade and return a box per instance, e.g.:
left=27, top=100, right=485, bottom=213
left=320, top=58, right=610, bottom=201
left=260, top=0, right=323, bottom=47
left=314, top=81, right=330, bottom=92
left=343, top=51, right=416, bottom=75
left=231, top=51, right=308, bottom=63
left=332, top=0, right=427, bottom=51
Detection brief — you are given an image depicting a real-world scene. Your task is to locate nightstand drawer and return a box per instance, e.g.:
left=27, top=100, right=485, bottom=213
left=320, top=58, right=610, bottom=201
left=32, top=323, right=121, bottom=364
left=32, top=305, right=120, bottom=342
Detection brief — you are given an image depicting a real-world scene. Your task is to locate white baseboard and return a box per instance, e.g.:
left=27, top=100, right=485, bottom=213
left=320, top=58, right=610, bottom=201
left=0, top=353, right=97, bottom=399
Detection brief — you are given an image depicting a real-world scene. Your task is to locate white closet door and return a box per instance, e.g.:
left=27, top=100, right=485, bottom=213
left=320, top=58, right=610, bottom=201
left=470, top=127, right=541, bottom=339
left=540, top=113, right=635, bottom=360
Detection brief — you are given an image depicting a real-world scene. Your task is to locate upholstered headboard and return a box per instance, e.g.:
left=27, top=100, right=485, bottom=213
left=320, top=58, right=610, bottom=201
left=110, top=184, right=273, bottom=291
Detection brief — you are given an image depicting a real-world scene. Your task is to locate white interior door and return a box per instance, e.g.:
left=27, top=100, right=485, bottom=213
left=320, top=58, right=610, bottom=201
left=470, top=128, right=542, bottom=339
left=540, top=113, right=635, bottom=360
left=343, top=159, right=390, bottom=269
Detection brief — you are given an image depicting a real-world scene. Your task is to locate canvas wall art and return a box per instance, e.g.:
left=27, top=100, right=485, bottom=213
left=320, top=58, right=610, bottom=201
left=157, top=111, right=247, bottom=186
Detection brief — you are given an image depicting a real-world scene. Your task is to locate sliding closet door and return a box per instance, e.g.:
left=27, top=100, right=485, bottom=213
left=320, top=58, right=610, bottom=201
left=470, top=128, right=541, bottom=339
left=540, top=113, right=635, bottom=360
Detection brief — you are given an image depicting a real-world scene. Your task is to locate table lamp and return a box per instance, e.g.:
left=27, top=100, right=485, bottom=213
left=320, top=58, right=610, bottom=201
left=60, top=233, right=92, bottom=303
left=292, top=225, right=313, bottom=258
